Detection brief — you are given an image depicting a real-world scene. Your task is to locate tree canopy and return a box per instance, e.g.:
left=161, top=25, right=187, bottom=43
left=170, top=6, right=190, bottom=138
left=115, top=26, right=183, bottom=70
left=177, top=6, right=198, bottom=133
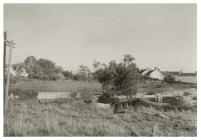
left=14, top=56, right=64, bottom=80
left=93, top=54, right=141, bottom=97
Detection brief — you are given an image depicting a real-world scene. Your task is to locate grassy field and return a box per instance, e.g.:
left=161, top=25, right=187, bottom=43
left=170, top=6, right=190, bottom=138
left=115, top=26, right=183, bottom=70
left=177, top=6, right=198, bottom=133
left=13, top=80, right=102, bottom=92
left=4, top=98, right=196, bottom=136
left=12, top=79, right=196, bottom=94
left=174, top=76, right=197, bottom=84
left=138, top=81, right=196, bottom=94
left=5, top=80, right=197, bottom=136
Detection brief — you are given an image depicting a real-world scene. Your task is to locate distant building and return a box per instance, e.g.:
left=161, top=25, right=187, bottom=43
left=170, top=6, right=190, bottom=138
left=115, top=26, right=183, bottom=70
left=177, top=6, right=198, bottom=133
left=140, top=67, right=164, bottom=80
left=161, top=70, right=196, bottom=77
left=10, top=67, right=17, bottom=76
left=20, top=68, right=28, bottom=77
left=180, top=73, right=196, bottom=76
left=5, top=65, right=28, bottom=78
left=161, top=70, right=181, bottom=76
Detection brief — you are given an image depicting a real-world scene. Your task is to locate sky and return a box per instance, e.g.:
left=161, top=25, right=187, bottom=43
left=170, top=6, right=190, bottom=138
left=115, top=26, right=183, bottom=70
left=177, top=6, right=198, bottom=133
left=4, top=4, right=197, bottom=72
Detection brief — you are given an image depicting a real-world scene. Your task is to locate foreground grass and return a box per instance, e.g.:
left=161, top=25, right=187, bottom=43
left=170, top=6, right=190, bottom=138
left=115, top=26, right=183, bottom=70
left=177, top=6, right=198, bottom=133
left=4, top=98, right=196, bottom=136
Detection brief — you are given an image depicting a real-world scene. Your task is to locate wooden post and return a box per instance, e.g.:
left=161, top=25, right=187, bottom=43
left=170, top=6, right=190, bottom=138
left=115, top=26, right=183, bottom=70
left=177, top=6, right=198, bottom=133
left=3, top=32, right=7, bottom=114
left=4, top=34, right=15, bottom=113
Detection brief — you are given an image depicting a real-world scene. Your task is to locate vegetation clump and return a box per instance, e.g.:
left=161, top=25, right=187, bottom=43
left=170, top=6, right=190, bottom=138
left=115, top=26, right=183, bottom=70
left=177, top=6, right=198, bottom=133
left=164, top=75, right=175, bottom=83
left=93, top=54, right=141, bottom=103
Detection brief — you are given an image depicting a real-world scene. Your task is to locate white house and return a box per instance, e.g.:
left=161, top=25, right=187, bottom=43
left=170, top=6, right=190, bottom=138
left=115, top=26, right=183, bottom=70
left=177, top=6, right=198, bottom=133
left=5, top=65, right=28, bottom=78
left=20, top=68, right=28, bottom=77
left=141, top=67, right=164, bottom=80
left=10, top=67, right=17, bottom=76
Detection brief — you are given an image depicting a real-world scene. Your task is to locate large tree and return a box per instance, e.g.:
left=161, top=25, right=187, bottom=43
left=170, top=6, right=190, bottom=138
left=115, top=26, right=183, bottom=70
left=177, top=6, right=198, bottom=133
left=15, top=56, right=64, bottom=80
left=93, top=54, right=140, bottom=98
left=63, top=70, right=73, bottom=79
left=23, top=56, right=37, bottom=75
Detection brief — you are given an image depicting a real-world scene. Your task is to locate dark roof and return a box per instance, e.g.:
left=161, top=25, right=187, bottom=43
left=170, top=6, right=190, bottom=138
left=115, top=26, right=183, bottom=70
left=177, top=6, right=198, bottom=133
left=140, top=69, right=146, bottom=73
left=145, top=70, right=154, bottom=76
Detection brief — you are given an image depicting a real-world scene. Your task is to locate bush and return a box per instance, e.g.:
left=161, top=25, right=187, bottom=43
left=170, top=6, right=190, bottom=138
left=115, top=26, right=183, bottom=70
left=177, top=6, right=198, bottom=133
left=146, top=91, right=156, bottom=95
left=155, top=83, right=164, bottom=88
left=192, top=96, right=197, bottom=100
left=164, top=75, right=175, bottom=83
left=9, top=88, right=38, bottom=100
left=97, top=92, right=115, bottom=104
left=72, top=74, right=87, bottom=81
left=77, top=88, right=94, bottom=104
left=70, top=91, right=78, bottom=99
left=183, top=92, right=191, bottom=96
left=162, top=96, right=185, bottom=107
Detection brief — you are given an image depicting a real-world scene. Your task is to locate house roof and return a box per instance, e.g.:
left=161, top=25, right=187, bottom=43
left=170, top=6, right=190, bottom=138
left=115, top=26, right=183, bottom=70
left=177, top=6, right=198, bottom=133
left=140, top=69, right=146, bottom=73
left=145, top=70, right=154, bottom=76
left=140, top=68, right=164, bottom=80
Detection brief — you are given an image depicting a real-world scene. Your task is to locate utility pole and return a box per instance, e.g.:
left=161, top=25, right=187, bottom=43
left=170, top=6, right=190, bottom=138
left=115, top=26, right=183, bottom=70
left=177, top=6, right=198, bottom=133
left=4, top=31, right=7, bottom=92
left=4, top=32, right=15, bottom=113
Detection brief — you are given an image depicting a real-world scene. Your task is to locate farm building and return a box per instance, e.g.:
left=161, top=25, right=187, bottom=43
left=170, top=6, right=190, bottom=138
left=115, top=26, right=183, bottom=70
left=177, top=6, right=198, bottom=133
left=19, top=68, right=28, bottom=77
left=161, top=70, right=197, bottom=83
left=10, top=67, right=17, bottom=76
left=161, top=71, right=181, bottom=76
left=161, top=70, right=196, bottom=77
left=140, top=67, right=164, bottom=80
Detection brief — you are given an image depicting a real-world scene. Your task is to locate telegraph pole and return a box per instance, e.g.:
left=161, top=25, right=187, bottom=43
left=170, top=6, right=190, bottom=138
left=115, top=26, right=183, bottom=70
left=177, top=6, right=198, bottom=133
left=4, top=31, right=7, bottom=89
left=4, top=32, right=15, bottom=113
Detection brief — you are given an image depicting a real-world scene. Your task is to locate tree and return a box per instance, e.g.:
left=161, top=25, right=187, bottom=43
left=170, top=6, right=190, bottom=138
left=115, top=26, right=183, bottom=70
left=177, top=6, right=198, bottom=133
left=35, top=58, right=59, bottom=80
left=29, top=63, right=43, bottom=79
left=92, top=59, right=101, bottom=70
left=93, top=54, right=140, bottom=99
left=12, top=56, right=66, bottom=80
left=55, top=66, right=64, bottom=73
left=123, top=54, right=135, bottom=66
left=63, top=70, right=73, bottom=79
left=23, top=56, right=37, bottom=76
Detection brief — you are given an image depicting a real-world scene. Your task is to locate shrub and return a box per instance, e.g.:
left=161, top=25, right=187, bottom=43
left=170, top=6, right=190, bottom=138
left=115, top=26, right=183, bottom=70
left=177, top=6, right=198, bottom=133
left=77, top=88, right=94, bottom=104
left=70, top=91, right=78, bottom=99
left=164, top=75, right=175, bottom=83
left=183, top=92, right=191, bottom=96
left=192, top=96, right=197, bottom=100
left=4, top=74, right=29, bottom=85
left=98, top=92, right=115, bottom=104
left=146, top=91, right=156, bottom=95
left=9, top=88, right=38, bottom=100
left=162, top=96, right=185, bottom=107
left=155, top=84, right=164, bottom=88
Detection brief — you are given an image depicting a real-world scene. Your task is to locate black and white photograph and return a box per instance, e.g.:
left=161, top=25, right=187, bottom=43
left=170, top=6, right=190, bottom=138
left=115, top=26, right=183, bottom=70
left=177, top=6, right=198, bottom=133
left=2, top=2, right=197, bottom=137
